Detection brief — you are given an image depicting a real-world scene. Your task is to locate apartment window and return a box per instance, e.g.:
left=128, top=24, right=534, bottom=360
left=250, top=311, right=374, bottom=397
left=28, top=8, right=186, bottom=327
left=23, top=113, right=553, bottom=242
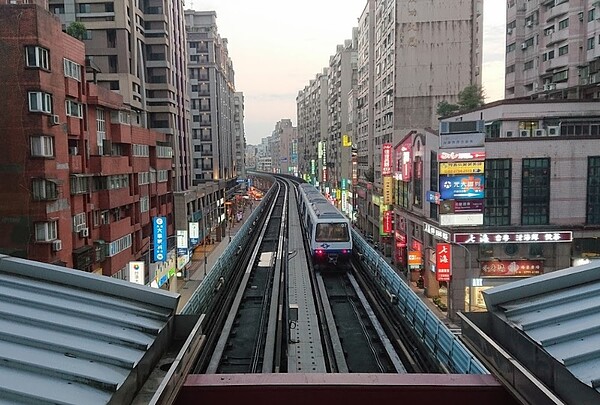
left=506, top=64, right=515, bottom=74
left=78, top=3, right=91, bottom=13
left=156, top=145, right=173, bottom=158
left=507, top=43, right=516, bottom=53
left=157, top=170, right=169, bottom=182
left=32, top=178, right=58, bottom=201
left=72, top=212, right=86, bottom=232
left=30, top=135, right=54, bottom=157
left=108, top=234, right=132, bottom=257
left=25, top=46, right=49, bottom=70
left=140, top=196, right=149, bottom=213
left=396, top=180, right=409, bottom=209
left=558, top=18, right=569, bottom=30
left=484, top=159, right=512, bottom=226
left=521, top=158, right=550, bottom=225
left=100, top=210, right=110, bottom=225
left=132, top=144, right=149, bottom=157
left=558, top=45, right=568, bottom=56
left=28, top=91, right=52, bottom=113
left=587, top=157, right=600, bottom=224
left=138, top=172, right=150, bottom=185
left=63, top=58, right=81, bottom=81
left=589, top=8, right=596, bottom=22
left=524, top=60, right=534, bottom=70
left=66, top=100, right=83, bottom=118
left=588, top=37, right=596, bottom=50
left=543, top=50, right=555, bottom=61
left=70, top=175, right=90, bottom=195
left=552, top=69, right=568, bottom=82
left=35, top=220, right=58, bottom=242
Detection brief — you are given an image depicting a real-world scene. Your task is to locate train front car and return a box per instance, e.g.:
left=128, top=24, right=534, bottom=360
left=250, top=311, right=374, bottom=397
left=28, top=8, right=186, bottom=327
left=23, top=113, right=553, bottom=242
left=307, top=200, right=352, bottom=271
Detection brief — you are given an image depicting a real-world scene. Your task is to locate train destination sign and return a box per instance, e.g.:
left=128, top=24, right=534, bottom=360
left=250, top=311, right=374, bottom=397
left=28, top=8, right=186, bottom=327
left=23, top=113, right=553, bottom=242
left=453, top=231, right=573, bottom=244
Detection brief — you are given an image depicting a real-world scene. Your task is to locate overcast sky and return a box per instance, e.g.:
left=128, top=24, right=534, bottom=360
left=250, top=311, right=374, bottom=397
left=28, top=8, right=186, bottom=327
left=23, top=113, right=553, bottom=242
left=189, top=1, right=506, bottom=145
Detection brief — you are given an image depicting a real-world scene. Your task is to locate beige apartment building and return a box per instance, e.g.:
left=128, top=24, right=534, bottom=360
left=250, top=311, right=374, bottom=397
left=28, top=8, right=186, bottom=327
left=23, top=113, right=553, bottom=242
left=506, top=0, right=600, bottom=99
left=354, top=0, right=483, bottom=249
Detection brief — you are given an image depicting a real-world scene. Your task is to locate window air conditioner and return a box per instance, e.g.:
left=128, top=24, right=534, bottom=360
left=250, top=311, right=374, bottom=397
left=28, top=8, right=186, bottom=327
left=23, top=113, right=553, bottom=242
left=534, top=129, right=546, bottom=137
left=507, top=28, right=513, bottom=35
left=526, top=20, right=533, bottom=27
left=520, top=130, right=531, bottom=137
left=68, top=147, right=78, bottom=156
left=52, top=239, right=62, bottom=252
left=50, top=114, right=60, bottom=125
left=80, top=228, right=89, bottom=238
left=504, top=131, right=514, bottom=138
left=521, top=43, right=528, bottom=50
left=544, top=83, right=556, bottom=91
left=547, top=126, right=560, bottom=136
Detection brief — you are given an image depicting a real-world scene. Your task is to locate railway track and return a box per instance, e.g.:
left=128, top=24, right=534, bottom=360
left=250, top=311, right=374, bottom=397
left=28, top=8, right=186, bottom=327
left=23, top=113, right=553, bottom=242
left=192, top=174, right=446, bottom=374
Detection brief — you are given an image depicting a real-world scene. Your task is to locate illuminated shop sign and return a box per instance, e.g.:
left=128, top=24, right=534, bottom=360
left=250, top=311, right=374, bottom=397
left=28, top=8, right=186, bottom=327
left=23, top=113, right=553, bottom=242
left=453, top=231, right=573, bottom=244
left=436, top=243, right=452, bottom=282
left=382, top=143, right=393, bottom=176
left=152, top=216, right=167, bottom=262
left=480, top=260, right=543, bottom=277
left=438, top=150, right=486, bottom=162
left=439, top=161, right=484, bottom=175
left=440, top=175, right=485, bottom=200
left=383, top=210, right=393, bottom=234
left=383, top=176, right=394, bottom=205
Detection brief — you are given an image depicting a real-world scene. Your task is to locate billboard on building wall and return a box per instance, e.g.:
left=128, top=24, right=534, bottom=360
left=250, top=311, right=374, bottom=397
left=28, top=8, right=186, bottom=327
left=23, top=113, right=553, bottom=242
left=440, top=175, right=485, bottom=200
left=439, top=161, right=485, bottom=175
left=480, top=260, right=543, bottom=277
left=383, top=210, right=393, bottom=234
left=382, top=143, right=393, bottom=175
left=128, top=261, right=145, bottom=285
left=153, top=216, right=167, bottom=262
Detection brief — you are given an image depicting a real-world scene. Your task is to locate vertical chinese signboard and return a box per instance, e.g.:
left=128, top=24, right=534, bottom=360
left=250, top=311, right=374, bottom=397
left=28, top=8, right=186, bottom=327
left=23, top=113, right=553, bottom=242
left=436, top=243, right=452, bottom=281
left=382, top=143, right=393, bottom=175
left=153, top=216, right=166, bottom=262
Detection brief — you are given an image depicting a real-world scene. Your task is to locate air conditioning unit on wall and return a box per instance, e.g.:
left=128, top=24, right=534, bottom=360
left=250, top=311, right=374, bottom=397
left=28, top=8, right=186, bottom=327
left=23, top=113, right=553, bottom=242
left=534, top=129, right=547, bottom=137
left=547, top=126, right=560, bottom=136
left=80, top=228, right=89, bottom=238
left=50, top=114, right=60, bottom=125
left=520, top=129, right=531, bottom=137
left=52, top=240, right=62, bottom=252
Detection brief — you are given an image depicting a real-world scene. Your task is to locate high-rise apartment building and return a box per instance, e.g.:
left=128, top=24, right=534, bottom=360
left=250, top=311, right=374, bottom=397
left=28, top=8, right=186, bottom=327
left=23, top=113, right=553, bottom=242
left=297, top=71, right=328, bottom=185
left=234, top=92, right=246, bottom=179
left=48, top=0, right=192, bottom=193
left=353, top=0, right=483, bottom=243
left=505, top=0, right=600, bottom=99
left=185, top=10, right=238, bottom=184
left=327, top=33, right=358, bottom=214
left=270, top=119, right=297, bottom=175
left=0, top=2, right=174, bottom=283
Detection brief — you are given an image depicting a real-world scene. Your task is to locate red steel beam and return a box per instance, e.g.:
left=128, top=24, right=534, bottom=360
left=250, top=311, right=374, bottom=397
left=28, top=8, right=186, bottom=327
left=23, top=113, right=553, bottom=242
left=177, top=373, right=519, bottom=405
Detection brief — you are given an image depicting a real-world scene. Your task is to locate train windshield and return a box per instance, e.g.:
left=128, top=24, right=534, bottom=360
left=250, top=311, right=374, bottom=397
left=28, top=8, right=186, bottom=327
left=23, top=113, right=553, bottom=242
left=315, top=223, right=350, bottom=242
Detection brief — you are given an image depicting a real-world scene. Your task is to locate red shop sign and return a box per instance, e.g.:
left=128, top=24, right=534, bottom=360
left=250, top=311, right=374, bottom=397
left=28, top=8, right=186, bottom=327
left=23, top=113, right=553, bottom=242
left=436, top=243, right=452, bottom=282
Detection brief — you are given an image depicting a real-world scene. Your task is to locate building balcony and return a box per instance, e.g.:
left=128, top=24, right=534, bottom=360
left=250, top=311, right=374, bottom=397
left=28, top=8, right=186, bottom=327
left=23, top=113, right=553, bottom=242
left=64, top=77, right=81, bottom=99
left=97, top=187, right=134, bottom=210
left=110, top=123, right=132, bottom=144
left=544, top=28, right=568, bottom=47
left=99, top=217, right=133, bottom=242
left=544, top=2, right=569, bottom=22
left=69, top=154, right=83, bottom=173
left=67, top=116, right=82, bottom=136
left=89, top=155, right=130, bottom=176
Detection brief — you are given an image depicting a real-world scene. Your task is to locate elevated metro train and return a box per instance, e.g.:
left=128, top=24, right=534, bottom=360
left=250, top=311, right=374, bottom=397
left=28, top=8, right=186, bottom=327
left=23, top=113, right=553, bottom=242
left=297, top=183, right=353, bottom=270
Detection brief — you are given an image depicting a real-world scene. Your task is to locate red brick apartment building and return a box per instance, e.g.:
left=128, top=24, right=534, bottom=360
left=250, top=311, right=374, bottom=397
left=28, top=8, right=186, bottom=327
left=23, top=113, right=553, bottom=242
left=0, top=2, right=174, bottom=278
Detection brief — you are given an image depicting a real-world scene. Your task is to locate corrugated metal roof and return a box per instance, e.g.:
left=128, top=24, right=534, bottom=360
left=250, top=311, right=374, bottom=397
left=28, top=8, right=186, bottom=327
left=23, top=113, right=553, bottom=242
left=483, top=260, right=600, bottom=396
left=0, top=254, right=180, bottom=404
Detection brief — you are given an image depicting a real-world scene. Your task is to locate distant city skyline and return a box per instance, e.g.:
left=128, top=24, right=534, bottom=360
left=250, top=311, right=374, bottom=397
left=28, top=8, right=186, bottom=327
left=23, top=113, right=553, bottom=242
left=190, top=0, right=506, bottom=145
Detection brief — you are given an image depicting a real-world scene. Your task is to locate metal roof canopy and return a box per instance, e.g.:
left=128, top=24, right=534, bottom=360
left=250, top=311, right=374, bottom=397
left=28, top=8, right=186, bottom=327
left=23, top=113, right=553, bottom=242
left=0, top=254, right=182, bottom=405
left=461, top=260, right=600, bottom=405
